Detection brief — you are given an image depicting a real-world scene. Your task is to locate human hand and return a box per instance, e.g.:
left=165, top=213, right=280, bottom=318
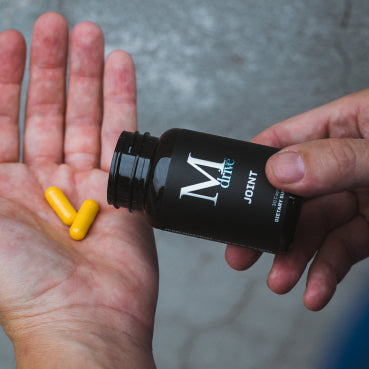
left=0, top=12, right=157, bottom=369
left=226, top=90, right=369, bottom=311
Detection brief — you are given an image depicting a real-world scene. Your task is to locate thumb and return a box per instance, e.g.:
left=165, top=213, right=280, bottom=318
left=266, top=138, right=369, bottom=197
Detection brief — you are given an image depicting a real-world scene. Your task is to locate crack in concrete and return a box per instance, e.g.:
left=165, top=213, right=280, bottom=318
left=334, top=40, right=351, bottom=95
left=178, top=278, right=259, bottom=369
left=57, top=0, right=64, bottom=12
left=260, top=305, right=308, bottom=369
left=334, top=0, right=353, bottom=95
left=340, top=0, right=352, bottom=29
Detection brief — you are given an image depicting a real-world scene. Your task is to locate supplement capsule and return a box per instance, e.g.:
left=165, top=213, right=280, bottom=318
left=45, top=186, right=77, bottom=226
left=70, top=199, right=99, bottom=241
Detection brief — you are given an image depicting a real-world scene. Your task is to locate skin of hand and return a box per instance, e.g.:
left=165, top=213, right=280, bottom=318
left=226, top=90, right=369, bottom=311
left=0, top=12, right=158, bottom=369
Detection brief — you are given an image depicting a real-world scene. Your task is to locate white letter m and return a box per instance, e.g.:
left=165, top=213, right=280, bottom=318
left=179, top=153, right=225, bottom=206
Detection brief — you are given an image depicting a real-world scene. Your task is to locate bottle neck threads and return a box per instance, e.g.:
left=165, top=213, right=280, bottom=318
left=107, top=131, right=158, bottom=211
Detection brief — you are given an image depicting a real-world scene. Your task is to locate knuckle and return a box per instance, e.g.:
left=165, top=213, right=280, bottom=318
left=326, top=139, right=357, bottom=177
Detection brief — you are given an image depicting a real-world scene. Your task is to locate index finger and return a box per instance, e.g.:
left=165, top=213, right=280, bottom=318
left=253, top=89, right=369, bottom=148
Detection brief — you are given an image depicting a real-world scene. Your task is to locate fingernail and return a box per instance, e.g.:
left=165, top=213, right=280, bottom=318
left=271, top=151, right=305, bottom=183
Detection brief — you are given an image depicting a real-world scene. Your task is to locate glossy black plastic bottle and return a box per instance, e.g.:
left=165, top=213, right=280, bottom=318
left=107, top=129, right=302, bottom=253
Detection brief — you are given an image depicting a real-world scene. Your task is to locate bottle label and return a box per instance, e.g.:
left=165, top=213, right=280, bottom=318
left=160, top=130, right=299, bottom=252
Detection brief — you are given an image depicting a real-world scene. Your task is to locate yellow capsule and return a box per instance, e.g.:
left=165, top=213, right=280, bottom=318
left=70, top=199, right=99, bottom=241
left=45, top=186, right=77, bottom=226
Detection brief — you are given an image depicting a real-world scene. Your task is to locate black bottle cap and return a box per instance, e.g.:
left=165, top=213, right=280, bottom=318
left=107, top=131, right=158, bottom=211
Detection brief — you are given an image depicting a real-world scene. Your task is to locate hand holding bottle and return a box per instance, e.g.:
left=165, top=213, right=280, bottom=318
left=226, top=90, right=369, bottom=311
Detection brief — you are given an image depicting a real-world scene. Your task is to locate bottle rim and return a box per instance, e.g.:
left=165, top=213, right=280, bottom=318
left=107, top=131, right=156, bottom=211
left=107, top=131, right=138, bottom=209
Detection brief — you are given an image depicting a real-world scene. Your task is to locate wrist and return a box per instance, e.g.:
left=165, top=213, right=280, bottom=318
left=9, top=308, right=156, bottom=369
left=14, top=333, right=156, bottom=369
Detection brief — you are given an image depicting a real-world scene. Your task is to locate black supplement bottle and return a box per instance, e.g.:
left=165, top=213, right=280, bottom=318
left=107, top=129, right=302, bottom=253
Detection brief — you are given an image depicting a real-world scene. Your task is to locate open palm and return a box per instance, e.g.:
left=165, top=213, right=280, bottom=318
left=0, top=12, right=158, bottom=355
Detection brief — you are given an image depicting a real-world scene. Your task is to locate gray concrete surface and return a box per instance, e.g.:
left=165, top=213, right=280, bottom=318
left=1, top=0, right=369, bottom=368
